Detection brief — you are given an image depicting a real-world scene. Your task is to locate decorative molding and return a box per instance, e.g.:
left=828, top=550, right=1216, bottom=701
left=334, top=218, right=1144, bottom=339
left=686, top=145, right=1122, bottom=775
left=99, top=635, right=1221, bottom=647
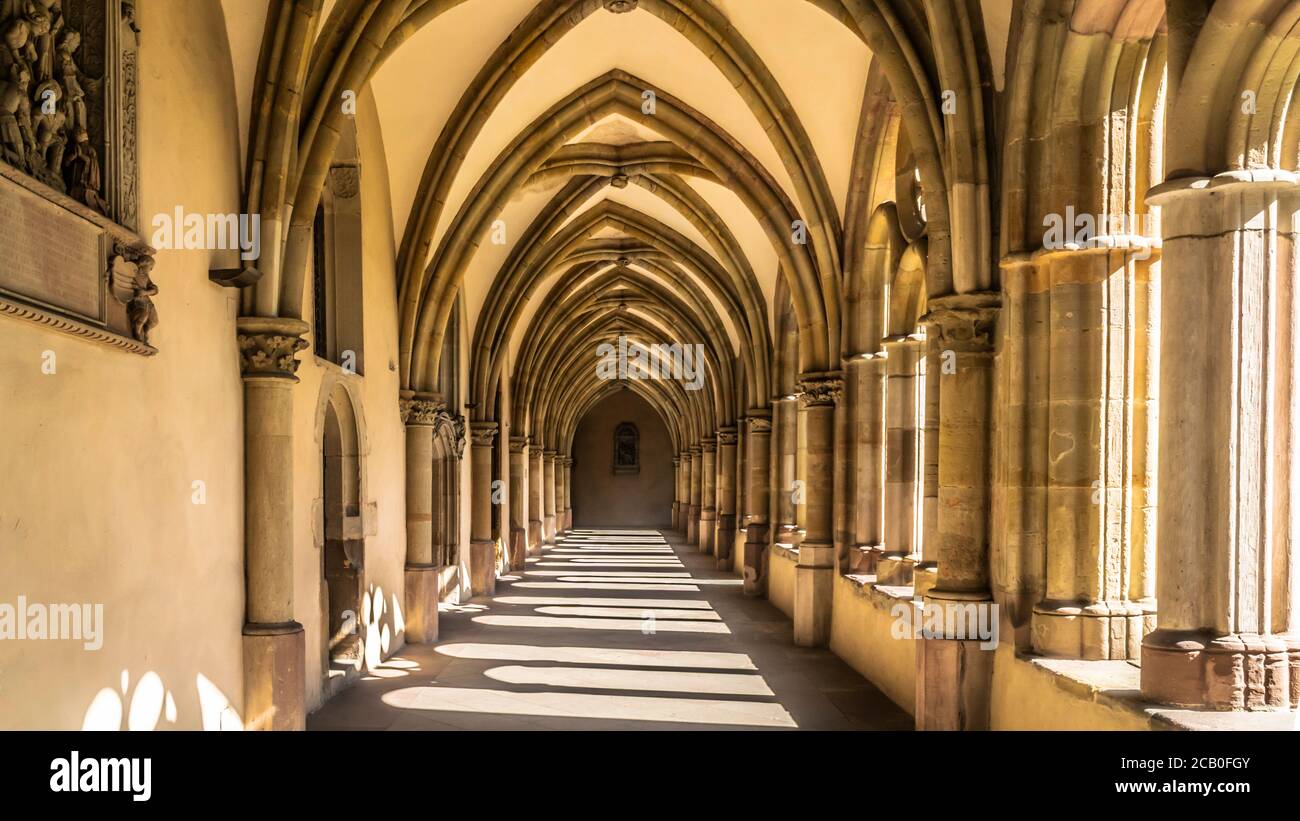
left=470, top=422, right=498, bottom=447
left=603, top=0, right=638, bottom=12
left=399, top=392, right=445, bottom=426
left=609, top=173, right=629, bottom=188
left=922, top=292, right=1000, bottom=353
left=508, top=435, right=528, bottom=452
left=451, top=414, right=466, bottom=456
left=236, top=316, right=310, bottom=379
left=329, top=164, right=360, bottom=199
left=0, top=296, right=152, bottom=354
left=798, top=371, right=843, bottom=406
left=716, top=428, right=738, bottom=445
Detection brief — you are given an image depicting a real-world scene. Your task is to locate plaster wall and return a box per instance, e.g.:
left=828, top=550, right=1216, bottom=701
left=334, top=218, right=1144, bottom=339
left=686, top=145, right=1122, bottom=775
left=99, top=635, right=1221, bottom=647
left=571, top=391, right=673, bottom=528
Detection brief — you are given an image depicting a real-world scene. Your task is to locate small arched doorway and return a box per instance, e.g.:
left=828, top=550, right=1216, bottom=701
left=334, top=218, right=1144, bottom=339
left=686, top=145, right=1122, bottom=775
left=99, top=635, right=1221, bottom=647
left=321, top=383, right=363, bottom=698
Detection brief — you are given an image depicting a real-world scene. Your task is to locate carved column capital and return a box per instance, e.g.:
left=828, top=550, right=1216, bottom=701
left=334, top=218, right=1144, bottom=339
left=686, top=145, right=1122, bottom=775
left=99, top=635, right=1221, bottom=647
left=716, top=427, right=738, bottom=446
left=399, top=391, right=446, bottom=426
left=700, top=436, right=716, bottom=453
left=922, top=292, right=1001, bottom=353
left=470, top=422, right=498, bottom=448
left=672, top=456, right=681, bottom=466
left=509, top=436, right=528, bottom=453
left=237, top=317, right=310, bottom=380
left=798, top=371, right=844, bottom=407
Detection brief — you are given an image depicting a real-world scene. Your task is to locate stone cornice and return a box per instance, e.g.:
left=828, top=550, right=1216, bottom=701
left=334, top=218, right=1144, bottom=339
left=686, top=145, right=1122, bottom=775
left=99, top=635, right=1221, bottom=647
left=237, top=316, right=310, bottom=380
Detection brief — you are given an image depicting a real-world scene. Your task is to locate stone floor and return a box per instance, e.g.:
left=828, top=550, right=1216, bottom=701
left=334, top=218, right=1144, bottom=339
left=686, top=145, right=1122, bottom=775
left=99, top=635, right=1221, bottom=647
left=308, top=528, right=912, bottom=730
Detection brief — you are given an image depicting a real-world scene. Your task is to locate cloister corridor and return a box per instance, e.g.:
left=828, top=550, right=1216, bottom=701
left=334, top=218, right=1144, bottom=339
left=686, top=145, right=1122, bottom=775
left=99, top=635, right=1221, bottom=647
left=309, top=530, right=909, bottom=731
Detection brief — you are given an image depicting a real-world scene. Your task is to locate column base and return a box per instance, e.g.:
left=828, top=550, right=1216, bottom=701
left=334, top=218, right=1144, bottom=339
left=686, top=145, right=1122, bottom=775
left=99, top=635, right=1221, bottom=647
left=714, top=513, right=734, bottom=570
left=793, top=542, right=834, bottom=647
left=875, top=552, right=916, bottom=586
left=242, top=621, right=305, bottom=731
left=469, top=539, right=497, bottom=596
left=542, top=515, right=556, bottom=546
left=1141, top=629, right=1300, bottom=710
left=403, top=565, right=440, bottom=644
left=848, top=544, right=883, bottom=574
left=911, top=562, right=938, bottom=599
left=508, top=527, right=527, bottom=572
left=671, top=502, right=680, bottom=531
left=1031, top=600, right=1152, bottom=660
left=528, top=520, right=543, bottom=555
left=686, top=508, right=698, bottom=544
left=742, top=523, right=769, bottom=597
left=699, top=510, right=716, bottom=554
left=915, top=632, right=994, bottom=730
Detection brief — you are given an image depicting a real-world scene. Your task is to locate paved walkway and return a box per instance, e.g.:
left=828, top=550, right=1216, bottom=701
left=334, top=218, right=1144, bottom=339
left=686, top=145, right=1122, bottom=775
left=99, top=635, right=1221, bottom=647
left=308, top=529, right=911, bottom=730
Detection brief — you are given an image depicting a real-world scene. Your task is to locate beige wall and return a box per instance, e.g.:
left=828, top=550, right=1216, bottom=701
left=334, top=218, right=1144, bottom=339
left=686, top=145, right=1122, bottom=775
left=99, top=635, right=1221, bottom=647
left=571, top=391, right=673, bottom=528
left=0, top=0, right=246, bottom=730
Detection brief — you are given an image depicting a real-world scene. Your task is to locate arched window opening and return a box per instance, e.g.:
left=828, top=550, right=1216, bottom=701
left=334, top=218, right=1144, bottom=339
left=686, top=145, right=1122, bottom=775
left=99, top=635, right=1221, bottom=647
left=613, top=423, right=639, bottom=474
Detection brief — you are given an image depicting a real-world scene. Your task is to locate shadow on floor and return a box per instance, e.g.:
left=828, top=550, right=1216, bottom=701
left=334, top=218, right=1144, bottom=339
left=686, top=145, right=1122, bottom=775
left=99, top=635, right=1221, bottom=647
left=307, top=529, right=912, bottom=731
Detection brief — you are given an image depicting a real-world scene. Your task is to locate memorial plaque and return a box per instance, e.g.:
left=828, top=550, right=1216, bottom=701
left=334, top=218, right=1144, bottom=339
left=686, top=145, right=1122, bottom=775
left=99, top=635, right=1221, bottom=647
left=0, top=175, right=104, bottom=324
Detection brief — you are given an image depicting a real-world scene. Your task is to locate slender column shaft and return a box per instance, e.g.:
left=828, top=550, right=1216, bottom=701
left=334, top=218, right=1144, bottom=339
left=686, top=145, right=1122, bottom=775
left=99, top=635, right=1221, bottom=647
left=881, top=336, right=925, bottom=585
left=542, top=452, right=557, bottom=544
left=402, top=393, right=442, bottom=644
left=715, top=428, right=737, bottom=569
left=793, top=373, right=841, bottom=647
left=847, top=353, right=886, bottom=573
left=699, top=439, right=717, bottom=554
left=469, top=423, right=498, bottom=596
left=508, top=437, right=528, bottom=571
left=744, top=412, right=773, bottom=596
left=687, top=448, right=701, bottom=544
left=237, top=316, right=309, bottom=731
left=528, top=446, right=543, bottom=553
left=671, top=456, right=682, bottom=530
left=774, top=397, right=799, bottom=538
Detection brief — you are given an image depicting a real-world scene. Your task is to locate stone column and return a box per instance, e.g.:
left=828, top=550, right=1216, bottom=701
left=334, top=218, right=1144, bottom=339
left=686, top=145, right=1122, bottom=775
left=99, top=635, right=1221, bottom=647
left=917, top=322, right=943, bottom=598
left=773, top=397, right=800, bottom=541
left=469, top=422, right=498, bottom=596
left=671, top=455, right=682, bottom=531
left=734, top=421, right=748, bottom=564
left=237, top=316, right=309, bottom=731
left=1030, top=241, right=1159, bottom=660
left=561, top=456, right=573, bottom=532
left=508, top=436, right=529, bottom=570
left=794, top=373, right=841, bottom=646
left=743, top=412, right=772, bottom=596
left=402, top=392, right=443, bottom=644
left=916, top=293, right=1000, bottom=730
left=1139, top=174, right=1300, bottom=709
left=543, top=451, right=557, bottom=544
left=699, top=438, right=717, bottom=554
left=879, top=335, right=926, bottom=585
left=528, top=444, right=543, bottom=554
left=715, top=427, right=738, bottom=569
left=846, top=352, right=886, bottom=574
left=685, top=448, right=700, bottom=544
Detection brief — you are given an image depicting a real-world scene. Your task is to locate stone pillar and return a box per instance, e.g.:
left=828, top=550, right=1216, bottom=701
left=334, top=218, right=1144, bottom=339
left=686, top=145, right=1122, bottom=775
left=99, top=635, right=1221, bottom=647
left=743, top=412, right=772, bottom=595
left=237, top=316, right=309, bottom=731
left=846, top=352, right=886, bottom=574
left=469, top=422, right=498, bottom=597
left=543, top=451, right=557, bottom=544
left=671, top=456, right=681, bottom=531
left=793, top=373, right=841, bottom=646
left=742, top=412, right=773, bottom=595
left=562, top=457, right=573, bottom=531
left=734, top=421, right=748, bottom=564
left=916, top=322, right=943, bottom=598
left=528, top=445, right=543, bottom=554
left=508, top=436, right=529, bottom=570
left=1029, top=241, right=1159, bottom=660
left=715, top=427, right=738, bottom=569
left=1139, top=174, right=1300, bottom=709
left=916, top=293, right=1000, bottom=730
left=686, top=447, right=701, bottom=544
left=402, top=392, right=443, bottom=644
left=774, top=397, right=800, bottom=540
left=879, top=335, right=926, bottom=585
left=699, top=438, right=717, bottom=554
